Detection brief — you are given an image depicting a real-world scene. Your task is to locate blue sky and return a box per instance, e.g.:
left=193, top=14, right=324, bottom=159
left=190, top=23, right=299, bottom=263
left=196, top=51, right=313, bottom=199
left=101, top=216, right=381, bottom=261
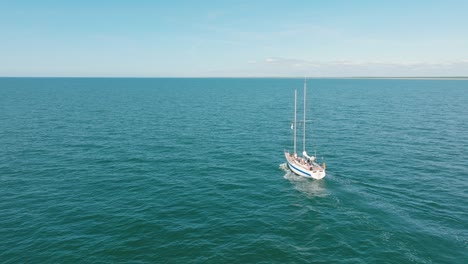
left=1, top=0, right=467, bottom=77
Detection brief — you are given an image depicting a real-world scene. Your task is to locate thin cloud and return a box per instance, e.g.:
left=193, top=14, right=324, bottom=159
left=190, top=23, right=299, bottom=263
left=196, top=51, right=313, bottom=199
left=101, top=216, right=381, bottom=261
left=264, top=57, right=468, bottom=67
left=253, top=57, right=468, bottom=77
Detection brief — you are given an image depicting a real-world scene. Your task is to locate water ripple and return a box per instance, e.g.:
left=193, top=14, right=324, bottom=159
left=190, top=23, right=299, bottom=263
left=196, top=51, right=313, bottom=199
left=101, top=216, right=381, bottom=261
left=1, top=78, right=467, bottom=263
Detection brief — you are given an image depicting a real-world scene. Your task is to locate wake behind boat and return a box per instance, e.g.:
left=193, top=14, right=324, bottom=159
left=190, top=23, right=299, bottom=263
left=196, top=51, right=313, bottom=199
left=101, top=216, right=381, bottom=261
left=284, top=79, right=326, bottom=179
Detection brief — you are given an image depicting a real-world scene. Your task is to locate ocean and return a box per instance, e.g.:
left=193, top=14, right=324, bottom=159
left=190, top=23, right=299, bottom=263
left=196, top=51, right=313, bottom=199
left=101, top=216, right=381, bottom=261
left=1, top=78, right=467, bottom=263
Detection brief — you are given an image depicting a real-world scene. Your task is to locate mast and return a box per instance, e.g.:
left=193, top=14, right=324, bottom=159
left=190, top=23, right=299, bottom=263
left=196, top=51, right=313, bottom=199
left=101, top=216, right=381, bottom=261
left=294, top=89, right=297, bottom=154
left=303, top=78, right=306, bottom=153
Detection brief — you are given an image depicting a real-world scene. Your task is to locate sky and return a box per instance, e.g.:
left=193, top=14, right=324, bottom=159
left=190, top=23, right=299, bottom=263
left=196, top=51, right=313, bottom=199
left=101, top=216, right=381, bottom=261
left=1, top=0, right=467, bottom=77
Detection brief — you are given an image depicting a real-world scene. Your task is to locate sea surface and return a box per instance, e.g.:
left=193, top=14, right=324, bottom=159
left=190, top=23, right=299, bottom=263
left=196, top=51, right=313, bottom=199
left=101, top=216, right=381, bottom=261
left=0, top=78, right=467, bottom=263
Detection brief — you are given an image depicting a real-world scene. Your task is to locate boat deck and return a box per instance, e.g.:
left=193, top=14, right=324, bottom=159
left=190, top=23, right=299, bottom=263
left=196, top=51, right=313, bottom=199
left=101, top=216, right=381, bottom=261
left=286, top=152, right=324, bottom=172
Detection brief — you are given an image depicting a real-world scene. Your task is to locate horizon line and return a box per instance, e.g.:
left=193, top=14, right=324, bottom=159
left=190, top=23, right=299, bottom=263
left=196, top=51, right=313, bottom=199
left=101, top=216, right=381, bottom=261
left=1, top=76, right=468, bottom=80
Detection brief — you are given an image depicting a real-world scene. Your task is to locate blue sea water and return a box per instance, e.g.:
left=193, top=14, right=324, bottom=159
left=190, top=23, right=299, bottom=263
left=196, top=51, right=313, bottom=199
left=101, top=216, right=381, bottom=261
left=0, top=78, right=467, bottom=263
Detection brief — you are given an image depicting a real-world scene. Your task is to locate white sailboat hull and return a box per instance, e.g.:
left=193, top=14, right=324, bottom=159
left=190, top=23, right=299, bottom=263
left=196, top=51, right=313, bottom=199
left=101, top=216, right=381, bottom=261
left=284, top=151, right=326, bottom=179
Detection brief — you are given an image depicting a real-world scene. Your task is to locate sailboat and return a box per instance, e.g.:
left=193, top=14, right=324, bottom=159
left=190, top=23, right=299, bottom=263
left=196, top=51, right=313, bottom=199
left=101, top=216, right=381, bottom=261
left=284, top=79, right=326, bottom=179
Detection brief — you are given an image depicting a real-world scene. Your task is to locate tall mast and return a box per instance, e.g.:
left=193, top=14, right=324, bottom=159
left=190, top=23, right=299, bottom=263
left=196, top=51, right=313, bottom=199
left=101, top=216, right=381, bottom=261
left=294, top=89, right=297, bottom=154
left=303, top=78, right=306, bottom=153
